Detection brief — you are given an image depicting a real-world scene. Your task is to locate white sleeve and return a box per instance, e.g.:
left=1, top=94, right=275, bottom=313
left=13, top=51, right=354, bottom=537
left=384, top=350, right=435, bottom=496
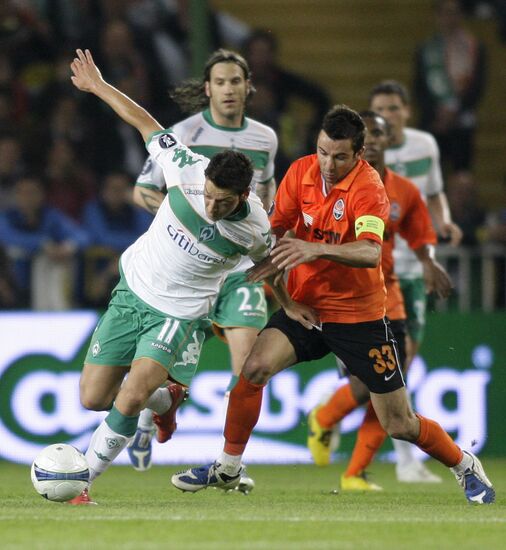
left=135, top=155, right=166, bottom=191
left=248, top=215, right=273, bottom=263
left=426, top=135, right=444, bottom=196
left=146, top=130, right=209, bottom=189
left=259, top=129, right=278, bottom=184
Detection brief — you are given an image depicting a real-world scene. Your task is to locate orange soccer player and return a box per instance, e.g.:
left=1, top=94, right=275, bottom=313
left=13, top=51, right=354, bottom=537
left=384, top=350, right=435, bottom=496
left=308, top=110, right=453, bottom=490
left=172, top=105, right=495, bottom=504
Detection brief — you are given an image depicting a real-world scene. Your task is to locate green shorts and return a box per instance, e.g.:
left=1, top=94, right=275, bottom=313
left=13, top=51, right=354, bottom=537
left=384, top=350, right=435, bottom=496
left=209, top=271, right=268, bottom=330
left=85, top=279, right=209, bottom=386
left=399, top=277, right=426, bottom=344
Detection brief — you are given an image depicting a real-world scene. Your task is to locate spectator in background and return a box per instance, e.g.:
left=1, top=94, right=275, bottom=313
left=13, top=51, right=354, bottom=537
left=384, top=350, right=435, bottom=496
left=0, top=176, right=89, bottom=309
left=82, top=172, right=151, bottom=307
left=0, top=1, right=57, bottom=112
left=44, top=138, right=96, bottom=221
left=88, top=19, right=151, bottom=176
left=0, top=134, right=25, bottom=208
left=242, top=29, right=331, bottom=159
left=83, top=171, right=151, bottom=252
left=0, top=244, right=18, bottom=308
left=41, top=0, right=100, bottom=52
left=446, top=171, right=486, bottom=246
left=414, top=0, right=486, bottom=174
left=0, top=53, right=28, bottom=125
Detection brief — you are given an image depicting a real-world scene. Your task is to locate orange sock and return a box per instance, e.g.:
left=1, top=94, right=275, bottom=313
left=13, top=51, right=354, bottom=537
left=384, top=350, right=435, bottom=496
left=223, top=374, right=264, bottom=455
left=415, top=414, right=463, bottom=467
left=316, top=384, right=359, bottom=428
left=345, top=402, right=387, bottom=477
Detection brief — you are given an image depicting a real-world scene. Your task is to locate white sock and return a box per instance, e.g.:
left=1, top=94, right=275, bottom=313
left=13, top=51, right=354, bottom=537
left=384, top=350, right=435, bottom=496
left=451, top=450, right=473, bottom=475
left=218, top=451, right=242, bottom=475
left=85, top=420, right=131, bottom=482
left=138, top=408, right=155, bottom=431
left=144, top=387, right=172, bottom=415
left=393, top=438, right=420, bottom=469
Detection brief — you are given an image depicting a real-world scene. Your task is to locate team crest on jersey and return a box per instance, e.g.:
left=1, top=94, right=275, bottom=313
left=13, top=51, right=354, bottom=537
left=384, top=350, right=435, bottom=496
left=390, top=201, right=401, bottom=221
left=333, top=199, right=345, bottom=221
left=159, top=133, right=177, bottom=149
left=198, top=225, right=216, bottom=243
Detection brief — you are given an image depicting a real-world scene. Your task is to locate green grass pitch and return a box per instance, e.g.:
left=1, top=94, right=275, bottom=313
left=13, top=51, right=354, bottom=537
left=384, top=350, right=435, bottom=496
left=2, top=460, right=505, bottom=549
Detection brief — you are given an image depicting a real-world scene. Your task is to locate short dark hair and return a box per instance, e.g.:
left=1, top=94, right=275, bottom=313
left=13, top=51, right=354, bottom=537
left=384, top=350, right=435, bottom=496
left=170, top=49, right=252, bottom=114
left=358, top=109, right=390, bottom=129
left=204, top=150, right=253, bottom=195
left=321, top=105, right=366, bottom=153
left=369, top=80, right=410, bottom=106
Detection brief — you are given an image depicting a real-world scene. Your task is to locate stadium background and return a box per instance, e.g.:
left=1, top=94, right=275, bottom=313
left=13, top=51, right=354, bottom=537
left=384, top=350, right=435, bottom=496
left=0, top=0, right=505, bottom=465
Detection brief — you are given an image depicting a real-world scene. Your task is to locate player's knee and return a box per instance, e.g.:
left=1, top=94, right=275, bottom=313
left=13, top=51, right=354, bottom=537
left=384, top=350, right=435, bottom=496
left=242, top=354, right=273, bottom=385
left=80, top=388, right=111, bottom=411
left=383, top=414, right=418, bottom=441
left=117, top=385, right=148, bottom=412
left=349, top=376, right=369, bottom=404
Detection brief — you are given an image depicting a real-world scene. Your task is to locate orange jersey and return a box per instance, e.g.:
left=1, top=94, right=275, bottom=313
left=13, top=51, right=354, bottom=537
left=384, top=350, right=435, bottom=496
left=382, top=168, right=437, bottom=320
left=270, top=155, right=390, bottom=323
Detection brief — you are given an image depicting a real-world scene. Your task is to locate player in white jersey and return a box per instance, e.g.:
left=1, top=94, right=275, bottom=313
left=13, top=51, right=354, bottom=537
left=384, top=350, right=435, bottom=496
left=128, top=50, right=278, bottom=487
left=67, top=48, right=316, bottom=504
left=369, top=80, right=462, bottom=483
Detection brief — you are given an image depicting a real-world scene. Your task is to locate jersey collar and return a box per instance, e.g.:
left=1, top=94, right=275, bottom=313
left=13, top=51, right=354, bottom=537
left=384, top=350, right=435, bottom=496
left=223, top=200, right=250, bottom=221
left=203, top=108, right=248, bottom=132
left=303, top=157, right=363, bottom=192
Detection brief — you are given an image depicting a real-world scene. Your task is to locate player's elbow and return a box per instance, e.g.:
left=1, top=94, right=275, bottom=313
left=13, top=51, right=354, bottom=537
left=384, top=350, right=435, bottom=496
left=361, top=241, right=381, bottom=267
left=132, top=186, right=143, bottom=208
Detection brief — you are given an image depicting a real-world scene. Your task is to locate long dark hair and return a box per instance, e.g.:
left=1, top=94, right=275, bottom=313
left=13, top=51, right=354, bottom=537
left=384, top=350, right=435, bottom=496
left=169, top=49, right=252, bottom=114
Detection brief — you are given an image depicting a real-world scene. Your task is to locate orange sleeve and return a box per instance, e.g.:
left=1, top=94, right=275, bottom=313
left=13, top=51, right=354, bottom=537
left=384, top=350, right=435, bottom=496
left=352, top=175, right=390, bottom=245
left=398, top=182, right=437, bottom=250
left=269, top=159, right=303, bottom=234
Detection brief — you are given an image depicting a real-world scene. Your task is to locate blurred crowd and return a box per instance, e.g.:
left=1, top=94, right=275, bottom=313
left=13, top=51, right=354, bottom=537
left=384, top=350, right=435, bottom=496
left=0, top=0, right=504, bottom=311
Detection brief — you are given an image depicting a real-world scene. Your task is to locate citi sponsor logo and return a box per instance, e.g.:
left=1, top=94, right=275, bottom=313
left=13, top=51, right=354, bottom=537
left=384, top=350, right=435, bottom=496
left=313, top=228, right=341, bottom=244
left=167, top=224, right=226, bottom=264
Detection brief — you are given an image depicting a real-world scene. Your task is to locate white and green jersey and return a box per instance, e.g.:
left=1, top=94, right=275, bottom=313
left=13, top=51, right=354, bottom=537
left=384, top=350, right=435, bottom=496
left=136, top=108, right=277, bottom=193
left=385, top=127, right=443, bottom=278
left=136, top=109, right=277, bottom=274
left=121, top=130, right=272, bottom=319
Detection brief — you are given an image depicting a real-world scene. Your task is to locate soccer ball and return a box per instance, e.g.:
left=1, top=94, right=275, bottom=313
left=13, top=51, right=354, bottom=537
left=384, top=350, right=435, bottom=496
left=31, top=444, right=89, bottom=502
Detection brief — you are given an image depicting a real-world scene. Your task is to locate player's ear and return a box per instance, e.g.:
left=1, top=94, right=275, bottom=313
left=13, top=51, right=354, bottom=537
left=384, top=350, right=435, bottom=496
left=356, top=146, right=365, bottom=159
left=205, top=81, right=211, bottom=98
left=245, top=79, right=251, bottom=97
left=241, top=188, right=250, bottom=201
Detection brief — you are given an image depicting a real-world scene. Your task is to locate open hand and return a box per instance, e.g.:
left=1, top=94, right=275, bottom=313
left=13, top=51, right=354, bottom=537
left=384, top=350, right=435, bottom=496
left=247, top=255, right=283, bottom=283
left=423, top=260, right=453, bottom=299
left=70, top=49, right=103, bottom=94
left=271, top=237, right=320, bottom=270
left=284, top=300, right=320, bottom=331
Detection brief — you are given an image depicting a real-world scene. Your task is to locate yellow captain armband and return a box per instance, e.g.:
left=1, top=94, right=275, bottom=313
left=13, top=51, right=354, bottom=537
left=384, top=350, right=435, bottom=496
left=355, top=215, right=385, bottom=240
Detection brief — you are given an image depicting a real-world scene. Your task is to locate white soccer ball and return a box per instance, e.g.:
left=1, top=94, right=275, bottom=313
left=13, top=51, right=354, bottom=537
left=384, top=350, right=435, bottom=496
left=31, top=444, right=89, bottom=502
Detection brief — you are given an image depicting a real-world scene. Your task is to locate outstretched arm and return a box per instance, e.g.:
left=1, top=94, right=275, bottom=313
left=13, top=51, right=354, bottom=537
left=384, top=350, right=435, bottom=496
left=70, top=49, right=162, bottom=142
left=414, top=244, right=453, bottom=299
left=427, top=192, right=463, bottom=247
